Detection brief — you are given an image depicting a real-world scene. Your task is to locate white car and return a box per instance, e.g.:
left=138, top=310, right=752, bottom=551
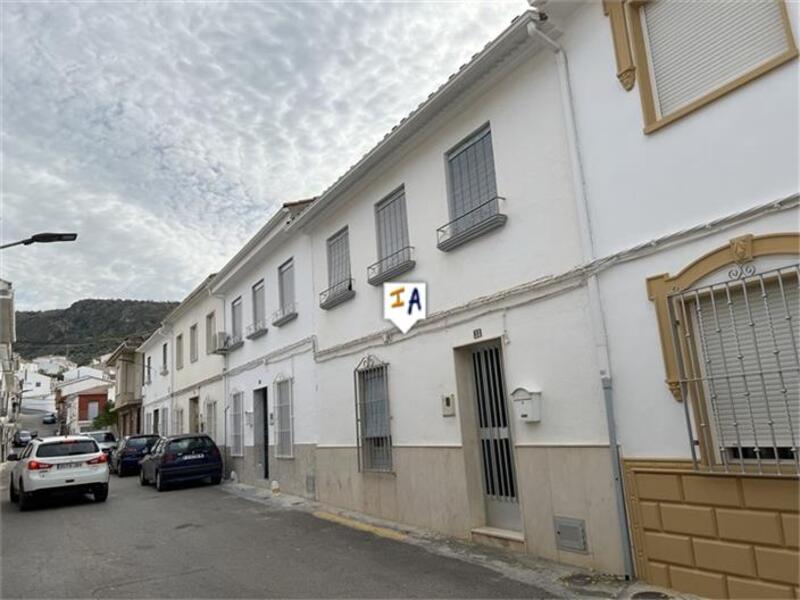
left=7, top=435, right=110, bottom=510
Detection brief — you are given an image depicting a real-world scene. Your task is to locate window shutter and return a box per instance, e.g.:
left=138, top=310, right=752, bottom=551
left=327, top=229, right=351, bottom=287
left=375, top=189, right=409, bottom=262
left=692, top=277, right=800, bottom=450
left=448, top=128, right=497, bottom=219
left=279, top=260, right=295, bottom=311
left=642, top=0, right=791, bottom=118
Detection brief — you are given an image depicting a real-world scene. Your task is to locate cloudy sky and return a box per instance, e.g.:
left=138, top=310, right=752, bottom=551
left=1, top=1, right=522, bottom=311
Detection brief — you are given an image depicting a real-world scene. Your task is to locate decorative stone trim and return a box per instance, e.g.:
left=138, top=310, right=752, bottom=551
left=602, top=0, right=636, bottom=91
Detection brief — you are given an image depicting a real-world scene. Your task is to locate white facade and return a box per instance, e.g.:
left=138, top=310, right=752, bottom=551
left=18, top=368, right=55, bottom=413
left=138, top=329, right=172, bottom=436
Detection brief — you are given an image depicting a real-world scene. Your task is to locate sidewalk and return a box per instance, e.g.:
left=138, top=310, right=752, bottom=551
left=220, top=480, right=695, bottom=600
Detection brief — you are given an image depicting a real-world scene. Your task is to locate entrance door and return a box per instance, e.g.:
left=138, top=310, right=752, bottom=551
left=189, top=397, right=200, bottom=433
left=153, top=409, right=160, bottom=435
left=254, top=388, right=269, bottom=479
left=471, top=343, right=521, bottom=531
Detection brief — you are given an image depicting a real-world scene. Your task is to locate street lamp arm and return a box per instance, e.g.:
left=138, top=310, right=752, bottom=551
left=0, top=233, right=78, bottom=250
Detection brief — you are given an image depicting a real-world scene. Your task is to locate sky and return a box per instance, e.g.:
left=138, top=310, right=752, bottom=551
left=1, top=0, right=523, bottom=311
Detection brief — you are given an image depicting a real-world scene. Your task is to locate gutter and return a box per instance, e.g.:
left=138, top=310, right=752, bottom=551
left=527, top=13, right=635, bottom=578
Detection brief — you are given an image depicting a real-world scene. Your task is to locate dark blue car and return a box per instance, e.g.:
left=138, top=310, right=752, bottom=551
left=139, top=434, right=222, bottom=492
left=111, top=434, right=160, bottom=476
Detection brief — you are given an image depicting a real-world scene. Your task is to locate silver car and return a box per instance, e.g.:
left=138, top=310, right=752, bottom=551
left=86, top=431, right=118, bottom=458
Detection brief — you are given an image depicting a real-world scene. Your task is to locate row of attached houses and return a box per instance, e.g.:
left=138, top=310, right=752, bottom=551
left=126, top=3, right=799, bottom=597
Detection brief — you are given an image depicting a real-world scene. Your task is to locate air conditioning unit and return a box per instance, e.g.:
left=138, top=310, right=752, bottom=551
left=214, top=332, right=229, bottom=352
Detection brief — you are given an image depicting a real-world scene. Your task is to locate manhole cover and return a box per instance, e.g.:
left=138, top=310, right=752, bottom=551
left=632, top=592, right=672, bottom=600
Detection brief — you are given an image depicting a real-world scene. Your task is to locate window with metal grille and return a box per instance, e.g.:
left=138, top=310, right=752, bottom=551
left=279, top=259, right=295, bottom=313
left=205, top=312, right=216, bottom=354
left=634, top=0, right=796, bottom=128
left=231, top=391, right=243, bottom=456
left=189, top=324, right=198, bottom=363
left=669, top=264, right=799, bottom=474
left=275, top=378, right=293, bottom=458
left=205, top=400, right=216, bottom=440
left=231, top=297, right=242, bottom=341
left=175, top=334, right=184, bottom=370
left=355, top=356, right=392, bottom=472
left=174, top=408, right=184, bottom=435
left=252, top=280, right=265, bottom=326
left=146, top=356, right=152, bottom=384
left=374, top=188, right=411, bottom=273
left=161, top=408, right=169, bottom=437
left=161, top=343, right=168, bottom=374
left=145, top=412, right=152, bottom=435
left=448, top=127, right=497, bottom=218
left=327, top=227, right=351, bottom=288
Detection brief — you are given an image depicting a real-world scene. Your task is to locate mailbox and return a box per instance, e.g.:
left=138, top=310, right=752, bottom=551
left=510, top=387, right=542, bottom=423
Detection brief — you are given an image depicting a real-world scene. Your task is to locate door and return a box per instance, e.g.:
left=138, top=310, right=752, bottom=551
left=471, top=343, right=521, bottom=531
left=254, top=388, right=269, bottom=479
left=153, top=409, right=160, bottom=435
left=189, top=397, right=200, bottom=433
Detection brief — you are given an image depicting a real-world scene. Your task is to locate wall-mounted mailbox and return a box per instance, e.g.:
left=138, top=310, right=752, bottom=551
left=441, top=394, right=456, bottom=417
left=510, top=387, right=542, bottom=423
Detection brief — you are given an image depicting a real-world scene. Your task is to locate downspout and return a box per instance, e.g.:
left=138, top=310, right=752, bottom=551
left=528, top=12, right=635, bottom=578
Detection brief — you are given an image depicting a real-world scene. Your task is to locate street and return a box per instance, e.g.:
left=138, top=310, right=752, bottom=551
left=1, top=472, right=556, bottom=599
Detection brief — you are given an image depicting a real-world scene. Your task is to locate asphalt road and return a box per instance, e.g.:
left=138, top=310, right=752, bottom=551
left=1, top=471, right=553, bottom=599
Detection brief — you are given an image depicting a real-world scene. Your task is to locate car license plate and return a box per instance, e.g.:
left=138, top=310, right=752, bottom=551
left=57, top=462, right=82, bottom=470
left=183, top=454, right=204, bottom=460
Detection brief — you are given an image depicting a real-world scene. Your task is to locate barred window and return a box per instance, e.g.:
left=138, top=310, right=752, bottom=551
left=175, top=334, right=184, bottom=370
left=231, top=298, right=243, bottom=341
left=376, top=188, right=410, bottom=265
left=205, top=400, right=217, bottom=441
left=189, top=324, right=198, bottom=363
left=174, top=408, right=184, bottom=435
left=670, top=265, right=799, bottom=473
left=355, top=357, right=392, bottom=472
left=447, top=126, right=497, bottom=220
left=205, top=312, right=216, bottom=354
left=327, top=227, right=351, bottom=288
left=279, top=259, right=295, bottom=314
left=252, top=280, right=265, bottom=326
left=231, top=392, right=243, bottom=456
left=275, top=378, right=293, bottom=458
left=161, top=408, right=169, bottom=437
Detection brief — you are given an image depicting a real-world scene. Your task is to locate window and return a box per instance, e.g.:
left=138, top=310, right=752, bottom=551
left=145, top=412, right=152, bottom=434
left=369, top=188, right=414, bottom=285
left=161, top=343, right=168, bottom=374
left=174, top=408, right=184, bottom=435
left=175, top=334, right=184, bottom=370
left=275, top=378, right=293, bottom=458
left=628, top=0, right=798, bottom=132
left=37, top=440, right=98, bottom=457
left=438, top=126, right=505, bottom=251
left=231, top=392, right=243, bottom=456
left=205, top=400, right=217, bottom=441
left=206, top=312, right=216, bottom=354
left=161, top=408, right=169, bottom=436
left=87, top=401, right=99, bottom=421
left=252, top=280, right=265, bottom=325
left=189, top=324, right=198, bottom=363
left=321, top=228, right=354, bottom=309
left=355, top=357, right=392, bottom=472
left=146, top=356, right=152, bottom=384
left=231, top=297, right=243, bottom=343
left=274, top=258, right=297, bottom=326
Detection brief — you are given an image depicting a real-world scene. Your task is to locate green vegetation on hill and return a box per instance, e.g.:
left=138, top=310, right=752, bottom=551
left=15, top=299, right=178, bottom=366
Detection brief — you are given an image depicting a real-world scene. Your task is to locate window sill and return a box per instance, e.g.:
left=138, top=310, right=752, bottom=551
left=227, top=338, right=244, bottom=352
left=367, top=258, right=415, bottom=286
left=275, top=455, right=295, bottom=460
left=320, top=279, right=356, bottom=310
left=245, top=326, right=268, bottom=340
left=437, top=196, right=507, bottom=252
left=272, top=310, right=298, bottom=327
left=437, top=213, right=507, bottom=252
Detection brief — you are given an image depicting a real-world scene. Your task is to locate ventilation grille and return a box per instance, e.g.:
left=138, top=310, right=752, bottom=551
left=554, top=516, right=588, bottom=553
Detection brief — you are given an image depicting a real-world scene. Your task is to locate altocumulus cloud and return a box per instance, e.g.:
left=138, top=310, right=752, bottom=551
left=1, top=1, right=521, bottom=310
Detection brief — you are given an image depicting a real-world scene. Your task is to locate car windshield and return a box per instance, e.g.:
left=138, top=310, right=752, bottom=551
left=18, top=431, right=30, bottom=437
left=90, top=432, right=116, bottom=443
left=127, top=437, right=158, bottom=449
left=37, top=440, right=99, bottom=457
left=167, top=437, right=214, bottom=454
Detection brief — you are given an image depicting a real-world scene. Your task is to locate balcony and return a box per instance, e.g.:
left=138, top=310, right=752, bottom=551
left=245, top=320, right=268, bottom=340
left=367, top=246, right=415, bottom=286
left=227, top=333, right=244, bottom=352
left=436, top=196, right=507, bottom=252
left=272, top=303, right=298, bottom=327
left=320, top=278, right=355, bottom=310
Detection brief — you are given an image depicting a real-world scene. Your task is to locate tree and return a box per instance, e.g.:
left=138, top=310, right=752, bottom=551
left=92, top=400, right=116, bottom=430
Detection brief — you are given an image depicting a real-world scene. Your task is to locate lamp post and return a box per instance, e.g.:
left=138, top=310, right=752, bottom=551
left=0, top=232, right=78, bottom=250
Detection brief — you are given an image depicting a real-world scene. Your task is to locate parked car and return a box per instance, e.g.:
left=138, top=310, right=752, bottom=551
left=111, top=434, right=160, bottom=476
left=7, top=435, right=109, bottom=511
left=87, top=431, right=117, bottom=458
left=42, top=413, right=57, bottom=425
left=139, top=434, right=222, bottom=492
left=12, top=430, right=32, bottom=447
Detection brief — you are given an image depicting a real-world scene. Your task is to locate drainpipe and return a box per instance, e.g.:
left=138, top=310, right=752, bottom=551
left=527, top=11, right=635, bottom=578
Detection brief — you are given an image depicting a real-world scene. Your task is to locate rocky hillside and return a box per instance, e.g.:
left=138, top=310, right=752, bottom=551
left=15, top=299, right=178, bottom=366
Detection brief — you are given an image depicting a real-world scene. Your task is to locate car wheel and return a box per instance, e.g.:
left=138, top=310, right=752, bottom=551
left=155, top=471, right=166, bottom=492
left=18, top=481, right=31, bottom=512
left=94, top=484, right=109, bottom=502
left=117, top=464, right=125, bottom=478
left=9, top=476, right=18, bottom=503
left=139, top=469, right=148, bottom=486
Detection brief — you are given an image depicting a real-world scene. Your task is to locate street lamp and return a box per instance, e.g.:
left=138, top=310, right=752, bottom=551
left=0, top=232, right=78, bottom=250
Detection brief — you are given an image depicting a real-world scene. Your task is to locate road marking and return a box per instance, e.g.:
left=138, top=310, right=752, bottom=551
left=313, top=510, right=406, bottom=541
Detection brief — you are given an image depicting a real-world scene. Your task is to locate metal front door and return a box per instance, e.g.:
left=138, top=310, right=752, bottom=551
left=471, top=343, right=521, bottom=531
left=256, top=388, right=269, bottom=479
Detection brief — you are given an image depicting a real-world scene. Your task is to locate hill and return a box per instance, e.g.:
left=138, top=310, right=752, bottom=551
left=15, top=299, right=178, bottom=366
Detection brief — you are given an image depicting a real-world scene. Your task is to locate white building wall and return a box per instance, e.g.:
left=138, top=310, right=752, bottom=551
left=139, top=332, right=171, bottom=435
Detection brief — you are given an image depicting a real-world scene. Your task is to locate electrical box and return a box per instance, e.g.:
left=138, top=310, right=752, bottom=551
left=510, top=387, right=542, bottom=423
left=441, top=394, right=456, bottom=417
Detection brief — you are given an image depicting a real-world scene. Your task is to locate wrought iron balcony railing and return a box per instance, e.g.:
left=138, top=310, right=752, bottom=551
left=272, top=303, right=298, bottom=327
left=245, top=320, right=268, bottom=340
left=319, top=278, right=355, bottom=310
left=436, top=196, right=507, bottom=252
left=367, top=246, right=415, bottom=286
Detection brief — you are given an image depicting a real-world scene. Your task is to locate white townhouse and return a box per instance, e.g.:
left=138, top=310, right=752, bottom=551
left=543, top=0, right=799, bottom=596
left=290, top=7, right=630, bottom=576
left=210, top=200, right=316, bottom=496
left=139, top=328, right=172, bottom=436
left=162, top=276, right=225, bottom=441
